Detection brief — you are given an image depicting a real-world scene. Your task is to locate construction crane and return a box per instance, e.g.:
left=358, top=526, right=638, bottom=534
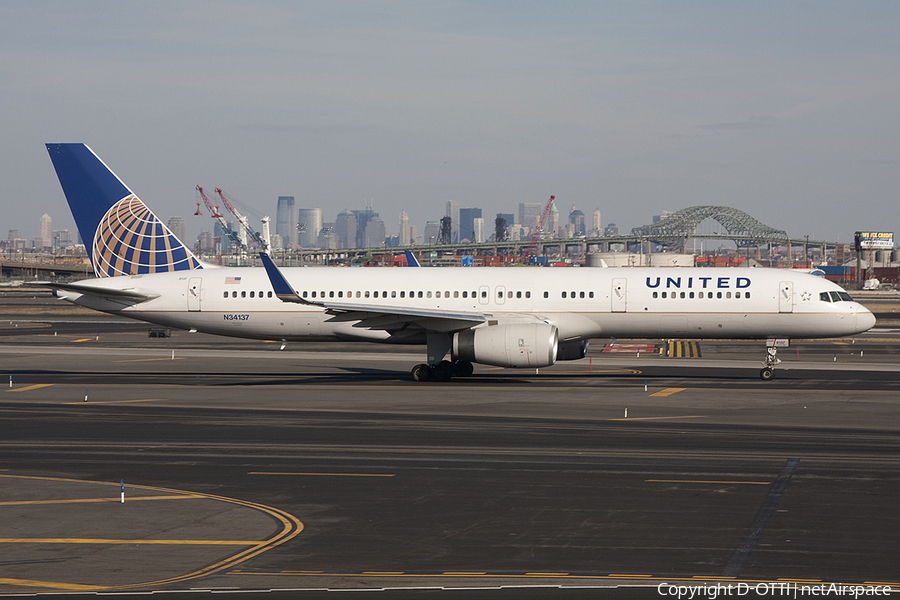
left=523, top=195, right=556, bottom=263
left=215, top=188, right=270, bottom=254
left=195, top=185, right=247, bottom=253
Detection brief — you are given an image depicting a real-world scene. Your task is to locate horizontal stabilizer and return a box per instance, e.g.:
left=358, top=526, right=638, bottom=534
left=35, top=281, right=158, bottom=302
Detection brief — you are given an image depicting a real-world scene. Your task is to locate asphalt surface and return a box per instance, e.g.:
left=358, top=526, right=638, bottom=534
left=0, top=290, right=899, bottom=598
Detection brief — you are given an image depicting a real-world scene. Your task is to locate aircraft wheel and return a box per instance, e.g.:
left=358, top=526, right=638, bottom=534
left=760, top=368, right=774, bottom=381
left=432, top=361, right=453, bottom=382
left=411, top=363, right=431, bottom=382
left=452, top=360, right=474, bottom=377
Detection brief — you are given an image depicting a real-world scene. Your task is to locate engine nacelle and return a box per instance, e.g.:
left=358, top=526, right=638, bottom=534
left=453, top=323, right=558, bottom=368
left=557, top=339, right=589, bottom=361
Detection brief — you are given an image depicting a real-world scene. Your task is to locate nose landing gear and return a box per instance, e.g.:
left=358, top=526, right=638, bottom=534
left=760, top=341, right=786, bottom=381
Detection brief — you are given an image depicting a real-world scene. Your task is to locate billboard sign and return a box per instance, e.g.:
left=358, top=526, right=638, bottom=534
left=855, top=231, right=894, bottom=250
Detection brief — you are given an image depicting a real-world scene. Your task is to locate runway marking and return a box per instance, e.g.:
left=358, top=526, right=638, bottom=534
left=70, top=338, right=92, bottom=343
left=228, top=571, right=900, bottom=587
left=0, top=494, right=205, bottom=506
left=646, top=479, right=771, bottom=485
left=609, top=415, right=705, bottom=421
left=114, top=358, right=184, bottom=363
left=0, top=474, right=304, bottom=591
left=650, top=387, right=686, bottom=397
left=0, top=538, right=261, bottom=545
left=721, top=457, right=800, bottom=578
left=0, top=578, right=106, bottom=591
left=63, top=399, right=161, bottom=405
left=6, top=384, right=53, bottom=392
left=249, top=471, right=395, bottom=477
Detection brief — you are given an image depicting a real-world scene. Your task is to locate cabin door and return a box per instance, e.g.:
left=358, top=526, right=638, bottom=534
left=778, top=281, right=793, bottom=313
left=611, top=278, right=627, bottom=313
left=188, top=277, right=202, bottom=312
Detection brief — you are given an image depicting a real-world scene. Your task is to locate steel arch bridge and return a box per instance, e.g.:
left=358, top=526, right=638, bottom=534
left=631, top=206, right=789, bottom=249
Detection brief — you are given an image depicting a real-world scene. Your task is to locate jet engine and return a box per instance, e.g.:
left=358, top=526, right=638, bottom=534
left=453, top=323, right=558, bottom=368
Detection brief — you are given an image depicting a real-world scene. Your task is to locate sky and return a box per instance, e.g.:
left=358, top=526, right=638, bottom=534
left=2, top=1, right=899, bottom=246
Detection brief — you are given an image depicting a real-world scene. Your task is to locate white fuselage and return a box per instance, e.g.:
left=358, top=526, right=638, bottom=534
left=57, top=266, right=875, bottom=343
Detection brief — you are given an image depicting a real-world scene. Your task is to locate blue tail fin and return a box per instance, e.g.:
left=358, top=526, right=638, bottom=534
left=46, top=143, right=202, bottom=278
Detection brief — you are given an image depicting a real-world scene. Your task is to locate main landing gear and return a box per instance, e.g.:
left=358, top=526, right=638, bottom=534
left=760, top=344, right=783, bottom=381
left=410, top=360, right=474, bottom=382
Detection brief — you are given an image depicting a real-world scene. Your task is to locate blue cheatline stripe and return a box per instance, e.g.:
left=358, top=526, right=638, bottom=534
left=720, top=457, right=800, bottom=577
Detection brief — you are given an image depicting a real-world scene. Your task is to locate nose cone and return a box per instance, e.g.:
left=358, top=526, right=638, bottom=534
left=857, top=309, right=876, bottom=333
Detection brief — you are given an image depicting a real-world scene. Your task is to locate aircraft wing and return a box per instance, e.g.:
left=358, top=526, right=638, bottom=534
left=35, top=281, right=159, bottom=303
left=259, top=252, right=485, bottom=333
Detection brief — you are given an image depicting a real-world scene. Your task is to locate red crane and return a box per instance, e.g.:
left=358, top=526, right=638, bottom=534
left=523, top=195, right=556, bottom=263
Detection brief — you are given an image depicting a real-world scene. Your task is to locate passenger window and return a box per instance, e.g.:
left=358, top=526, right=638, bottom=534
left=241, top=291, right=246, bottom=298
left=680, top=292, right=685, bottom=299
left=735, top=292, right=741, bottom=299
left=516, top=291, right=522, bottom=299
left=373, top=291, right=378, bottom=298
left=259, top=291, right=263, bottom=298
left=338, top=291, right=343, bottom=298
left=726, top=292, right=732, bottom=299
left=400, top=291, right=405, bottom=298
left=481, top=291, right=487, bottom=298
left=543, top=291, right=549, bottom=298
left=232, top=291, right=237, bottom=298
left=250, top=291, right=255, bottom=298
left=392, top=291, right=397, bottom=298
left=579, top=291, right=585, bottom=299
left=717, top=292, right=722, bottom=299
left=507, top=291, right=513, bottom=298
left=653, top=291, right=658, bottom=298
left=311, top=291, right=317, bottom=298
left=418, top=291, right=423, bottom=298
left=571, top=291, right=575, bottom=298
left=223, top=291, right=228, bottom=298
left=745, top=292, right=751, bottom=299
left=562, top=291, right=567, bottom=298
left=329, top=291, right=335, bottom=298
left=661, top=291, right=667, bottom=298
left=689, top=292, right=694, bottom=298
left=445, top=291, right=450, bottom=298
left=462, top=291, right=468, bottom=298
left=427, top=291, right=432, bottom=298
left=830, top=291, right=841, bottom=302
left=526, top=291, right=531, bottom=298
left=356, top=291, right=361, bottom=298
left=269, top=292, right=273, bottom=298
left=699, top=292, right=704, bottom=299
left=364, top=291, right=369, bottom=298
left=589, top=291, right=594, bottom=298
left=497, top=291, right=503, bottom=298
left=454, top=291, right=459, bottom=298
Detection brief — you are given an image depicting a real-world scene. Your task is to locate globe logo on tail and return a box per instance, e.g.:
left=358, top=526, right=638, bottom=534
left=92, top=195, right=202, bottom=278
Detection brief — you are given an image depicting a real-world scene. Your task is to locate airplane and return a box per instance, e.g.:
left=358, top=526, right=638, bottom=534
left=42, top=143, right=875, bottom=382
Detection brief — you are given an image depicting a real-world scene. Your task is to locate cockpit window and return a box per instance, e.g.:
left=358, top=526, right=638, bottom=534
left=829, top=291, right=841, bottom=302
left=838, top=291, right=853, bottom=302
left=820, top=292, right=831, bottom=302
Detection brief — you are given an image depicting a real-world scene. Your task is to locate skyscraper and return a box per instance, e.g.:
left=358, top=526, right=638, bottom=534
left=473, top=217, right=485, bottom=243
left=276, top=196, right=296, bottom=248
left=296, top=208, right=322, bottom=248
left=335, top=210, right=358, bottom=249
left=40, top=213, right=52, bottom=249
left=459, top=207, right=482, bottom=243
left=399, top=210, right=411, bottom=246
left=167, top=216, right=186, bottom=243
left=518, top=203, right=541, bottom=231
left=446, top=201, right=460, bottom=243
